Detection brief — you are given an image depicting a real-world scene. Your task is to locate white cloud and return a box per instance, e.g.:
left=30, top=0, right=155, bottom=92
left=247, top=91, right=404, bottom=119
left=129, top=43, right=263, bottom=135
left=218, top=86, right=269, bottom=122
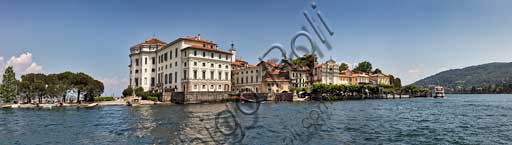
left=408, top=68, right=421, bottom=73
left=25, top=62, right=43, bottom=74
left=0, top=52, right=43, bottom=79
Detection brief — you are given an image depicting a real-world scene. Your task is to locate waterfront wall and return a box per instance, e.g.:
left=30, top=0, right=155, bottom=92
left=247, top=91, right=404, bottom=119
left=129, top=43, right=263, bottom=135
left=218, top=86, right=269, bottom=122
left=171, top=92, right=238, bottom=104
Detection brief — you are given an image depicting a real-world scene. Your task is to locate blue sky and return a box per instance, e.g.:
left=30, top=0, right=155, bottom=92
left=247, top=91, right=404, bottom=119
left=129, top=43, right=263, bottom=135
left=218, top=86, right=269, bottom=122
left=1, top=0, right=512, bottom=96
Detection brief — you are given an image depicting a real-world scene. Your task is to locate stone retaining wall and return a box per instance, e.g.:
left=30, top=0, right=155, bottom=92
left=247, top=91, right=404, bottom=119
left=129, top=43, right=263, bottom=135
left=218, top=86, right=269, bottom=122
left=171, top=92, right=238, bottom=104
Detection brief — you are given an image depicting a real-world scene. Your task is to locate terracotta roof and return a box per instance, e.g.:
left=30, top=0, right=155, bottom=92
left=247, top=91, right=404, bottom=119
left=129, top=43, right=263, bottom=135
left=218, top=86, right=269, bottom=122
left=182, top=45, right=232, bottom=54
left=265, top=61, right=278, bottom=68
left=352, top=73, right=369, bottom=77
left=132, top=38, right=166, bottom=48
left=181, top=36, right=216, bottom=44
left=144, top=38, right=166, bottom=44
left=266, top=70, right=281, bottom=75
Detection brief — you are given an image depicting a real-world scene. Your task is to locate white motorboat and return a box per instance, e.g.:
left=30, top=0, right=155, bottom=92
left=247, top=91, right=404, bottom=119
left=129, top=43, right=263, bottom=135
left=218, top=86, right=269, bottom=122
left=432, top=86, right=445, bottom=98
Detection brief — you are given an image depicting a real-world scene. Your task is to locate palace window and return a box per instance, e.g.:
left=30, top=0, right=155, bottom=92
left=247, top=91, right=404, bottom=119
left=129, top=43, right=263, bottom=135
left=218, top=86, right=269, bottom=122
left=151, top=77, right=155, bottom=87
left=211, top=64, right=214, bottom=68
left=170, top=50, right=173, bottom=59
left=164, top=74, right=168, bottom=84
left=135, top=59, right=139, bottom=66
left=202, top=85, right=206, bottom=89
left=174, top=72, right=177, bottom=83
left=210, top=71, right=214, bottom=80
left=203, top=52, right=206, bottom=57
left=152, top=57, right=155, bottom=64
left=218, top=54, right=221, bottom=59
left=202, top=63, right=206, bottom=67
left=184, top=62, right=187, bottom=67
left=202, top=71, right=206, bottom=80
left=135, top=69, right=139, bottom=74
left=211, top=53, right=214, bottom=58
left=218, top=72, right=222, bottom=80
left=194, top=70, right=197, bottom=79
left=194, top=62, right=197, bottom=66
left=194, top=51, right=197, bottom=56
left=164, top=53, right=168, bottom=61
left=145, top=57, right=147, bottom=64
left=175, top=48, right=178, bottom=57
left=218, top=64, right=221, bottom=68
left=225, top=72, right=229, bottom=80
left=183, top=70, right=187, bottom=80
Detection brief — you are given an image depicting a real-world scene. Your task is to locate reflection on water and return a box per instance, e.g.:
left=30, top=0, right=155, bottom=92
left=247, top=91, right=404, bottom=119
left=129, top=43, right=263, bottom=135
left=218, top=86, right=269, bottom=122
left=2, top=94, right=512, bottom=144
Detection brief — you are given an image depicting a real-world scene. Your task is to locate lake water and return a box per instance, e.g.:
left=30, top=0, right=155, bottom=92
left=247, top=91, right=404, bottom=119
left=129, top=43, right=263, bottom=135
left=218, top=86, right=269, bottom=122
left=1, top=94, right=512, bottom=145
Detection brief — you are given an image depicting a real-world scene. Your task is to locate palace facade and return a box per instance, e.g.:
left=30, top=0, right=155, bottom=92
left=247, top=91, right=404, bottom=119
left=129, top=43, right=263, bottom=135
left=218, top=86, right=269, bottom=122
left=129, top=36, right=233, bottom=93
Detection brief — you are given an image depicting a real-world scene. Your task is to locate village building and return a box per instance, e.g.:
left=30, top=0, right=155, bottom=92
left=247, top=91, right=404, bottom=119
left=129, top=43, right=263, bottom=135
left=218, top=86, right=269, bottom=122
left=313, top=59, right=341, bottom=85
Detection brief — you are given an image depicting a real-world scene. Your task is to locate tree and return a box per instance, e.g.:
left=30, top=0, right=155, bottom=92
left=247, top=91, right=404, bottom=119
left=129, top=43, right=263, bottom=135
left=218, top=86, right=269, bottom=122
left=1, top=66, right=17, bottom=103
left=393, top=78, right=402, bottom=88
left=134, top=87, right=144, bottom=97
left=122, top=87, right=133, bottom=97
left=32, top=74, right=47, bottom=104
left=71, top=72, right=93, bottom=103
left=57, top=72, right=74, bottom=102
left=373, top=68, right=382, bottom=74
left=83, top=79, right=104, bottom=102
left=339, top=63, right=349, bottom=72
left=353, top=61, right=372, bottom=73
left=18, top=73, right=47, bottom=103
left=292, top=54, right=316, bottom=69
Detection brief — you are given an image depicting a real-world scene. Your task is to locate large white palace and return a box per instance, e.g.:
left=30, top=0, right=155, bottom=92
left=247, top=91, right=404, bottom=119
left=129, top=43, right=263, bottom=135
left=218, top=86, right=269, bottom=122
left=129, top=35, right=234, bottom=93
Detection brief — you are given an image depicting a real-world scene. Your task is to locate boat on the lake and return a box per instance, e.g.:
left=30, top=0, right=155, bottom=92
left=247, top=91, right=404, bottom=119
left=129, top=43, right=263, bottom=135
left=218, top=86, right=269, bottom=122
left=85, top=103, right=98, bottom=108
left=432, top=86, right=445, bottom=98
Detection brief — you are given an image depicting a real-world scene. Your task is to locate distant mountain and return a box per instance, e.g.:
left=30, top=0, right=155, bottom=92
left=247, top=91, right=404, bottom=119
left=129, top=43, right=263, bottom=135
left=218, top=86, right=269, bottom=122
left=412, top=62, right=512, bottom=93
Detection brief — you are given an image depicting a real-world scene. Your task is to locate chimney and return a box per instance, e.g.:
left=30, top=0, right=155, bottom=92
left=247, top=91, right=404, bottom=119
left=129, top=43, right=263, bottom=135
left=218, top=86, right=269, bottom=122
left=197, top=34, right=201, bottom=40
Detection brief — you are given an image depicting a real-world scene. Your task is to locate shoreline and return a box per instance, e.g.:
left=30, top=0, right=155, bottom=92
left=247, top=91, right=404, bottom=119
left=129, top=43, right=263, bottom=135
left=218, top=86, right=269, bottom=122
left=0, top=100, right=174, bottom=109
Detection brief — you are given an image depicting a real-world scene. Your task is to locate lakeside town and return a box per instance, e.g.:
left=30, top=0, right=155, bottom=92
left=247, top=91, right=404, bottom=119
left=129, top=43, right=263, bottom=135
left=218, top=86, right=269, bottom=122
left=0, top=35, right=436, bottom=108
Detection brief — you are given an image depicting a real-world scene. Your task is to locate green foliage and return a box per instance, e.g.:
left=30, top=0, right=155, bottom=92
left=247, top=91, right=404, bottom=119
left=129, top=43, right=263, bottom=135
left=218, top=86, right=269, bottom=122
left=412, top=62, right=512, bottom=93
left=292, top=54, right=316, bottom=69
left=1, top=66, right=17, bottom=103
left=339, top=63, right=349, bottom=72
left=122, top=87, right=133, bottom=97
left=134, top=87, right=144, bottom=97
left=147, top=96, right=159, bottom=102
left=94, top=96, right=115, bottom=102
left=353, top=61, right=373, bottom=73
left=17, top=72, right=104, bottom=103
left=140, top=91, right=161, bottom=101
left=84, top=79, right=104, bottom=102
left=373, top=68, right=382, bottom=74
left=312, top=83, right=396, bottom=95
